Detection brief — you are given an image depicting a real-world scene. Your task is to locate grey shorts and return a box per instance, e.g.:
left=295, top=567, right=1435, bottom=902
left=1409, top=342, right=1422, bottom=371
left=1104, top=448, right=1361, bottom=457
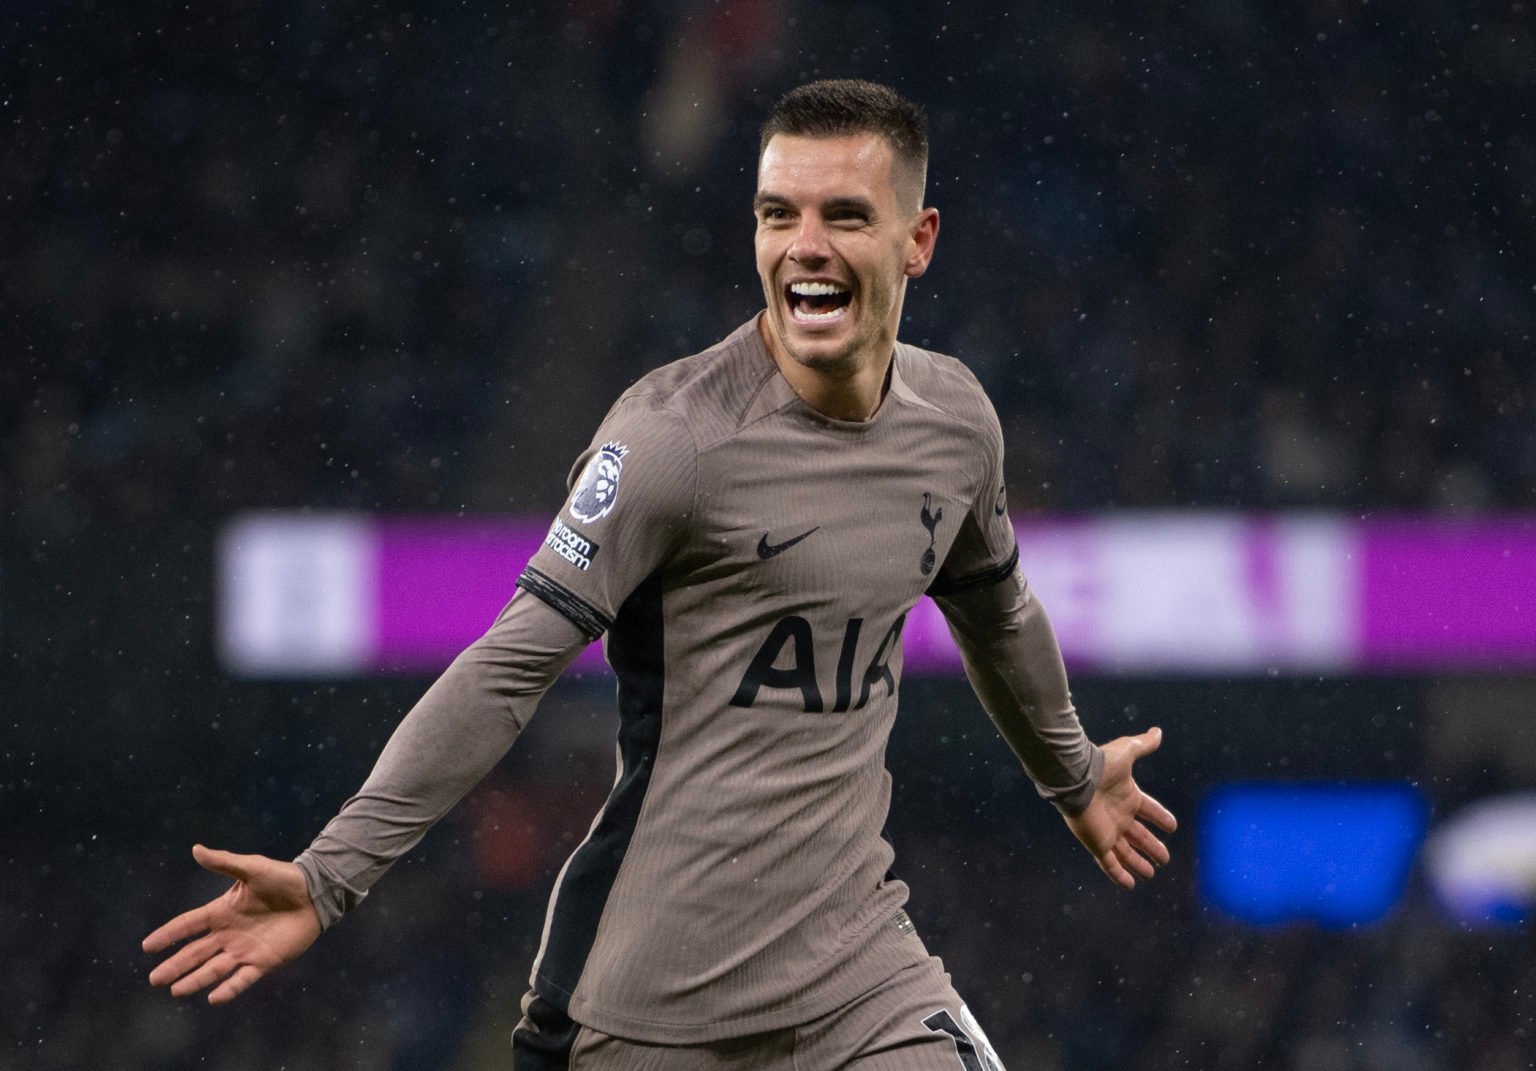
left=512, top=957, right=1005, bottom=1071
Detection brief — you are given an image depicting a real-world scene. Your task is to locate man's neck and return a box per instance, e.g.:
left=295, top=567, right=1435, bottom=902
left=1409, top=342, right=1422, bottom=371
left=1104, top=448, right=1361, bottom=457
left=756, top=315, right=894, bottom=423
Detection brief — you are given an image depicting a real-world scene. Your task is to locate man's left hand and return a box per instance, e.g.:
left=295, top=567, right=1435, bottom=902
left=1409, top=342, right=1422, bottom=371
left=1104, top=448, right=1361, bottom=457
left=1064, top=726, right=1177, bottom=889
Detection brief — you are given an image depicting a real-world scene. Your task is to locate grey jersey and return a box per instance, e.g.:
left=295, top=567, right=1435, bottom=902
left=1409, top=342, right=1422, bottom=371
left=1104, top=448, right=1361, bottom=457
left=297, top=317, right=1100, bottom=1045
left=515, top=319, right=1086, bottom=1041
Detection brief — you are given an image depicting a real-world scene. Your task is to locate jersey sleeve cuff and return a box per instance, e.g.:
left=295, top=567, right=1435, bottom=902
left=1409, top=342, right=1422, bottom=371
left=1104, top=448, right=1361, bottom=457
left=294, top=849, right=366, bottom=931
left=516, top=567, right=613, bottom=640
left=1038, top=743, right=1105, bottom=817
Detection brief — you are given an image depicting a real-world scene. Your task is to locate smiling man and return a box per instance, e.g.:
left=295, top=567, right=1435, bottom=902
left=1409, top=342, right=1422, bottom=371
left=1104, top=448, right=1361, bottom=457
left=753, top=110, right=936, bottom=420
left=144, top=80, right=1175, bottom=1070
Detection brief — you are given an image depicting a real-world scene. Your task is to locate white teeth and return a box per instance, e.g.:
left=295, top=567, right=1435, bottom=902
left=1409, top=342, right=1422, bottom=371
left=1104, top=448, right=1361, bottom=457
left=789, top=281, right=849, bottom=296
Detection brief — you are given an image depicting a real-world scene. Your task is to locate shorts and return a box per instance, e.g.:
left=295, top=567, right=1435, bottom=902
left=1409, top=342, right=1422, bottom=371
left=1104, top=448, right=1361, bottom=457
left=511, top=956, right=1005, bottom=1070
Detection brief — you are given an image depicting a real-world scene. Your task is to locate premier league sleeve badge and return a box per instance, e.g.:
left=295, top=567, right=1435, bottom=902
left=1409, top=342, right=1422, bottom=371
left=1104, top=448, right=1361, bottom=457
left=569, top=441, right=629, bottom=523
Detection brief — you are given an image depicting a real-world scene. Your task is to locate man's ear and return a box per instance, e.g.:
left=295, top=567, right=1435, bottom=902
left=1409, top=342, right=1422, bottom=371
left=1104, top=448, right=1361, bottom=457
left=905, top=207, right=940, bottom=279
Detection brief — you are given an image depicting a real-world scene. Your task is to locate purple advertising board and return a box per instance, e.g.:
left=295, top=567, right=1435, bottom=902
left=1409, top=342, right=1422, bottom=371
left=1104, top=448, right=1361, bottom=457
left=217, top=513, right=1536, bottom=677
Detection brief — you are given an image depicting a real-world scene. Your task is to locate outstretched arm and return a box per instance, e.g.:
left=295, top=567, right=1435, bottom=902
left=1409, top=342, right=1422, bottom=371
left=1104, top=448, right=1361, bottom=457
left=294, top=592, right=588, bottom=927
left=933, top=567, right=1175, bottom=887
left=144, top=592, right=589, bottom=1002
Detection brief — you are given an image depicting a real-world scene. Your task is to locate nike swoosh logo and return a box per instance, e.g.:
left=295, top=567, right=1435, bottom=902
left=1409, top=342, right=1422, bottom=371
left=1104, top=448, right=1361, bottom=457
left=757, top=526, right=821, bottom=559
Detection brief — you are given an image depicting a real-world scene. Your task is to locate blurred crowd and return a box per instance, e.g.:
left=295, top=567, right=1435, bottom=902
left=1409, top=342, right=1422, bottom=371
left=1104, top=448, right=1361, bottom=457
left=3, top=1, right=1534, bottom=1069
left=9, top=675, right=1535, bottom=1071
left=4, top=0, right=1532, bottom=540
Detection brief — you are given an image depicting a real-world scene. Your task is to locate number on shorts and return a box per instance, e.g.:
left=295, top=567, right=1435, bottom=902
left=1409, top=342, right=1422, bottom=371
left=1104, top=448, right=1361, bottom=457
left=922, top=1008, right=1000, bottom=1071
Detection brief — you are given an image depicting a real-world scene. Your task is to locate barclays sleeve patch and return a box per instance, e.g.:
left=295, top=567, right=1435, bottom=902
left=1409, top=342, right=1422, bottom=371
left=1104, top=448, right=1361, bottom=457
left=570, top=441, right=628, bottom=523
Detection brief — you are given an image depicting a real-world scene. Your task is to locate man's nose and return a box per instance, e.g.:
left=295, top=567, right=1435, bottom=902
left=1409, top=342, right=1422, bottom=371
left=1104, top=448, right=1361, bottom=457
left=788, top=216, right=831, bottom=265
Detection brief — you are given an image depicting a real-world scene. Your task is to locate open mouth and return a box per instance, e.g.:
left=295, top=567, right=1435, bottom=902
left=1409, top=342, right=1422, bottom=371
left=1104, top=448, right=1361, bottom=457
left=786, top=280, right=852, bottom=324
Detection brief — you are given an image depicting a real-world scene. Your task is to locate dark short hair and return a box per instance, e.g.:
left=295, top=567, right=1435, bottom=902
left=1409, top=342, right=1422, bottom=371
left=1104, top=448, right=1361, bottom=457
left=760, top=80, right=928, bottom=200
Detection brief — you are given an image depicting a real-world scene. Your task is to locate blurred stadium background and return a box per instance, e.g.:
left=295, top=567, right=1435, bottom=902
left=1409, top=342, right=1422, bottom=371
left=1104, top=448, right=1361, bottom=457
left=3, top=1, right=1533, bottom=1068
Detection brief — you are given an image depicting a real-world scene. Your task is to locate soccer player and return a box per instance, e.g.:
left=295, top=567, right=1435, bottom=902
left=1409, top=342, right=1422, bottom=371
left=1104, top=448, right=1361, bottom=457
left=144, top=79, right=1176, bottom=1069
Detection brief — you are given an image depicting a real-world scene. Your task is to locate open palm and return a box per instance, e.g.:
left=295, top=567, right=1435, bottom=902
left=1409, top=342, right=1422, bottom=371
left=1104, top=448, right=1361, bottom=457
left=143, top=844, right=321, bottom=1004
left=1064, top=727, right=1178, bottom=889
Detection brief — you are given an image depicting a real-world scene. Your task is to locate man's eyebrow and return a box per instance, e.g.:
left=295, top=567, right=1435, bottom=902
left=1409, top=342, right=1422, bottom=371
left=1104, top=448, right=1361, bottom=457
left=751, top=193, right=878, bottom=214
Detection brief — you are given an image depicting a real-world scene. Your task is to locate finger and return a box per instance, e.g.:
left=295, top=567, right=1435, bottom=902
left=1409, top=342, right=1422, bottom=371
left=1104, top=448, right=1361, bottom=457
left=1137, top=791, right=1178, bottom=834
left=1096, top=851, right=1136, bottom=891
left=170, top=950, right=239, bottom=999
left=209, top=964, right=267, bottom=1005
left=1133, top=725, right=1164, bottom=757
left=192, top=844, right=258, bottom=883
left=1127, top=821, right=1171, bottom=868
left=148, top=932, right=222, bottom=987
left=143, top=903, right=213, bottom=954
left=1115, top=841, right=1156, bottom=881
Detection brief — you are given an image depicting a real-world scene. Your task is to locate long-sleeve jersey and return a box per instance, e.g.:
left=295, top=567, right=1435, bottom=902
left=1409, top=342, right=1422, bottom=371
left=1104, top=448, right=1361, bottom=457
left=295, top=317, right=1103, bottom=1044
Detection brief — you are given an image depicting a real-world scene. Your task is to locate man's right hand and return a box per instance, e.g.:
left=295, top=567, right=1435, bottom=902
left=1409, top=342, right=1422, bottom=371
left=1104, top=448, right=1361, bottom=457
left=143, top=844, right=322, bottom=1004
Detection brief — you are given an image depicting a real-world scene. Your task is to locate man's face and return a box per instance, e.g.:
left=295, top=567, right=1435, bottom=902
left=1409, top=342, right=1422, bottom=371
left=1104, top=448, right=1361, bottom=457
left=754, top=133, right=938, bottom=377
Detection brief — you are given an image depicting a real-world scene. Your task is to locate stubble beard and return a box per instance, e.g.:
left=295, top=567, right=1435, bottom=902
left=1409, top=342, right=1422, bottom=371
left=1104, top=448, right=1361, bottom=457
left=777, top=323, right=863, bottom=378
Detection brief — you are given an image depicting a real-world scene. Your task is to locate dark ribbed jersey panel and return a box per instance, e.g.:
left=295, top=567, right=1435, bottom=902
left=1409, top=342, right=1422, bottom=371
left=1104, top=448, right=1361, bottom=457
left=533, top=571, right=666, bottom=1009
